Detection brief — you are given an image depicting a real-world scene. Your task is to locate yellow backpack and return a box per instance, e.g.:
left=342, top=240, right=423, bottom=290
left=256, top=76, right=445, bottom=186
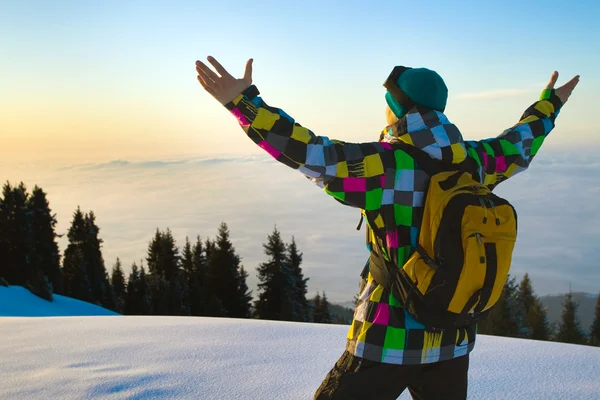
left=369, top=143, right=518, bottom=330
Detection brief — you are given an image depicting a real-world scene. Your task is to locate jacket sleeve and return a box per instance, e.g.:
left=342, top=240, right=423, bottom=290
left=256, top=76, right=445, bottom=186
left=464, top=89, right=563, bottom=189
left=224, top=85, right=403, bottom=210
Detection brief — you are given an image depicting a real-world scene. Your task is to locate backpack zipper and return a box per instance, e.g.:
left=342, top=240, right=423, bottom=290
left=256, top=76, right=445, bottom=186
left=478, top=197, right=489, bottom=224
left=468, top=232, right=486, bottom=263
left=488, top=199, right=501, bottom=225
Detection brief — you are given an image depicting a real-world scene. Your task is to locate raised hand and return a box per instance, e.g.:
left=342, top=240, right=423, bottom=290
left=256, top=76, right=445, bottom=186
left=195, top=56, right=254, bottom=105
left=545, top=71, right=580, bottom=105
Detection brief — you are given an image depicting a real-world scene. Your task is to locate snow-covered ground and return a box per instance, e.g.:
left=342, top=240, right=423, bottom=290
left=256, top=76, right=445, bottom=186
left=0, top=286, right=118, bottom=317
left=1, top=287, right=600, bottom=399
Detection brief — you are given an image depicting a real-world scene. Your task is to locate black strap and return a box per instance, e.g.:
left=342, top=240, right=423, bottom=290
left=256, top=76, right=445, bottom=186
left=356, top=213, right=364, bottom=231
left=461, top=290, right=481, bottom=315
left=416, top=244, right=440, bottom=271
left=459, top=243, right=498, bottom=318
left=475, top=243, right=498, bottom=313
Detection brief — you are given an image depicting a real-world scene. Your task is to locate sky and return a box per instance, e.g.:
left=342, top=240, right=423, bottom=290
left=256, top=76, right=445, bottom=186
left=2, top=291, right=600, bottom=399
left=2, top=0, right=600, bottom=163
left=1, top=1, right=600, bottom=302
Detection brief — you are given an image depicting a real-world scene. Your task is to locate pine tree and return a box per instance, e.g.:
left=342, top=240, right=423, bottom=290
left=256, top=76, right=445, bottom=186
left=146, top=228, right=181, bottom=314
left=313, top=291, right=332, bottom=323
left=236, top=266, right=252, bottom=318
left=26, top=186, right=62, bottom=295
left=517, top=273, right=536, bottom=337
left=103, top=280, right=117, bottom=312
left=320, top=292, right=332, bottom=323
left=25, top=269, right=53, bottom=301
left=0, top=182, right=31, bottom=285
left=205, top=238, right=214, bottom=261
left=19, top=186, right=55, bottom=301
left=137, top=266, right=151, bottom=315
left=590, top=293, right=600, bottom=346
left=84, top=212, right=111, bottom=307
left=0, top=188, right=5, bottom=281
left=168, top=271, right=188, bottom=316
left=517, top=273, right=550, bottom=340
left=207, top=223, right=247, bottom=318
left=191, top=236, right=207, bottom=316
left=147, top=230, right=163, bottom=277
left=203, top=236, right=216, bottom=315
left=111, top=258, right=127, bottom=314
left=148, top=273, right=169, bottom=315
left=62, top=208, right=92, bottom=301
left=529, top=298, right=552, bottom=341
left=147, top=229, right=180, bottom=281
left=207, top=294, right=226, bottom=317
left=123, top=263, right=140, bottom=315
left=181, top=237, right=196, bottom=314
left=66, top=207, right=87, bottom=246
left=62, top=246, right=92, bottom=302
left=123, top=263, right=151, bottom=315
left=555, top=292, right=587, bottom=345
left=254, top=227, right=294, bottom=320
left=161, top=229, right=180, bottom=281
left=288, top=237, right=309, bottom=322
left=312, top=292, right=322, bottom=322
left=478, top=275, right=522, bottom=337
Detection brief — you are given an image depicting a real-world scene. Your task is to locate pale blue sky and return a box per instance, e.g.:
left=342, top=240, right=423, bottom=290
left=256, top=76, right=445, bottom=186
left=1, top=0, right=599, bottom=162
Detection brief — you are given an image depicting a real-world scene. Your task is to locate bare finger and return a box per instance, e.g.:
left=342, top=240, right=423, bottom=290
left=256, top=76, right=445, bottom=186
left=196, top=68, right=218, bottom=90
left=243, top=58, right=253, bottom=83
left=196, top=60, right=221, bottom=86
left=207, top=56, right=233, bottom=79
left=196, top=66, right=217, bottom=87
left=197, top=75, right=216, bottom=96
left=559, top=75, right=580, bottom=92
left=545, top=71, right=559, bottom=89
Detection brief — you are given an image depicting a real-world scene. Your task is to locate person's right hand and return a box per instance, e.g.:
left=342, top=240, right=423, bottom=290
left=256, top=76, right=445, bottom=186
left=195, top=56, right=254, bottom=105
left=546, top=71, right=580, bottom=105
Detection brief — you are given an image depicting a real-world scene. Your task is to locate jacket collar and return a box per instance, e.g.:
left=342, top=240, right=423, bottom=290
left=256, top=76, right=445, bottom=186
left=380, top=107, right=468, bottom=164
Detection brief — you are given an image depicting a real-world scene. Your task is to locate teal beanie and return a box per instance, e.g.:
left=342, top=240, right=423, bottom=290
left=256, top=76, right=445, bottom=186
left=385, top=68, right=448, bottom=120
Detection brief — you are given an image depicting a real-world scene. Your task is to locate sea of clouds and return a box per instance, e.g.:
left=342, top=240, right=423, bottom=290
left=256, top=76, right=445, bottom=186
left=2, top=148, right=599, bottom=303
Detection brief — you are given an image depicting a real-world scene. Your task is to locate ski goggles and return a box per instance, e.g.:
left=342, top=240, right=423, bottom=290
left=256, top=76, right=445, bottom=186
left=383, top=66, right=416, bottom=110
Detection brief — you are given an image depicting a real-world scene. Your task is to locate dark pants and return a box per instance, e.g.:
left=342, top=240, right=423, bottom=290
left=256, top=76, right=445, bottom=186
left=314, top=351, right=469, bottom=400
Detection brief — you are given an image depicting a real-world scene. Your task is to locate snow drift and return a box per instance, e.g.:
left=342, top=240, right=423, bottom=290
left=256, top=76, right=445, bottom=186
left=1, top=287, right=599, bottom=399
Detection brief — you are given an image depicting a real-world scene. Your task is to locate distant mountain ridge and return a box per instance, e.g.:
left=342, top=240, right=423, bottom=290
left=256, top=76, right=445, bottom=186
left=540, top=292, right=598, bottom=333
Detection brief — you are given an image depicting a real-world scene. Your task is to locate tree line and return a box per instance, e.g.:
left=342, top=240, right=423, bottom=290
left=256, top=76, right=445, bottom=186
left=1, top=181, right=599, bottom=345
left=0, top=182, right=334, bottom=324
left=478, top=273, right=600, bottom=346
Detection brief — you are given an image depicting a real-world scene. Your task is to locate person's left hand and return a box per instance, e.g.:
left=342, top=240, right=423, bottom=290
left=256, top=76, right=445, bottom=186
left=545, top=71, right=580, bottom=105
left=195, top=56, right=253, bottom=105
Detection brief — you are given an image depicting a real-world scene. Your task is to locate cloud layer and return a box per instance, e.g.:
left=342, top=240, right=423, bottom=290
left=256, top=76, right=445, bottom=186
left=3, top=149, right=599, bottom=303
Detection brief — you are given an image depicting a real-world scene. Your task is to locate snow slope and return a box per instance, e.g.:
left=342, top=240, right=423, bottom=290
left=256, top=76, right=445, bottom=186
left=0, top=286, right=118, bottom=317
left=1, top=287, right=599, bottom=399
left=1, top=316, right=599, bottom=400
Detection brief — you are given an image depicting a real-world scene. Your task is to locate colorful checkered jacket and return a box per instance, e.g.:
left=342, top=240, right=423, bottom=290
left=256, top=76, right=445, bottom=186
left=225, top=85, right=563, bottom=365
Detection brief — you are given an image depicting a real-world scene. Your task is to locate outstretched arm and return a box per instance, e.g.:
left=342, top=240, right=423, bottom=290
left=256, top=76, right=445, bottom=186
left=195, top=57, right=405, bottom=210
left=465, top=72, right=579, bottom=189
